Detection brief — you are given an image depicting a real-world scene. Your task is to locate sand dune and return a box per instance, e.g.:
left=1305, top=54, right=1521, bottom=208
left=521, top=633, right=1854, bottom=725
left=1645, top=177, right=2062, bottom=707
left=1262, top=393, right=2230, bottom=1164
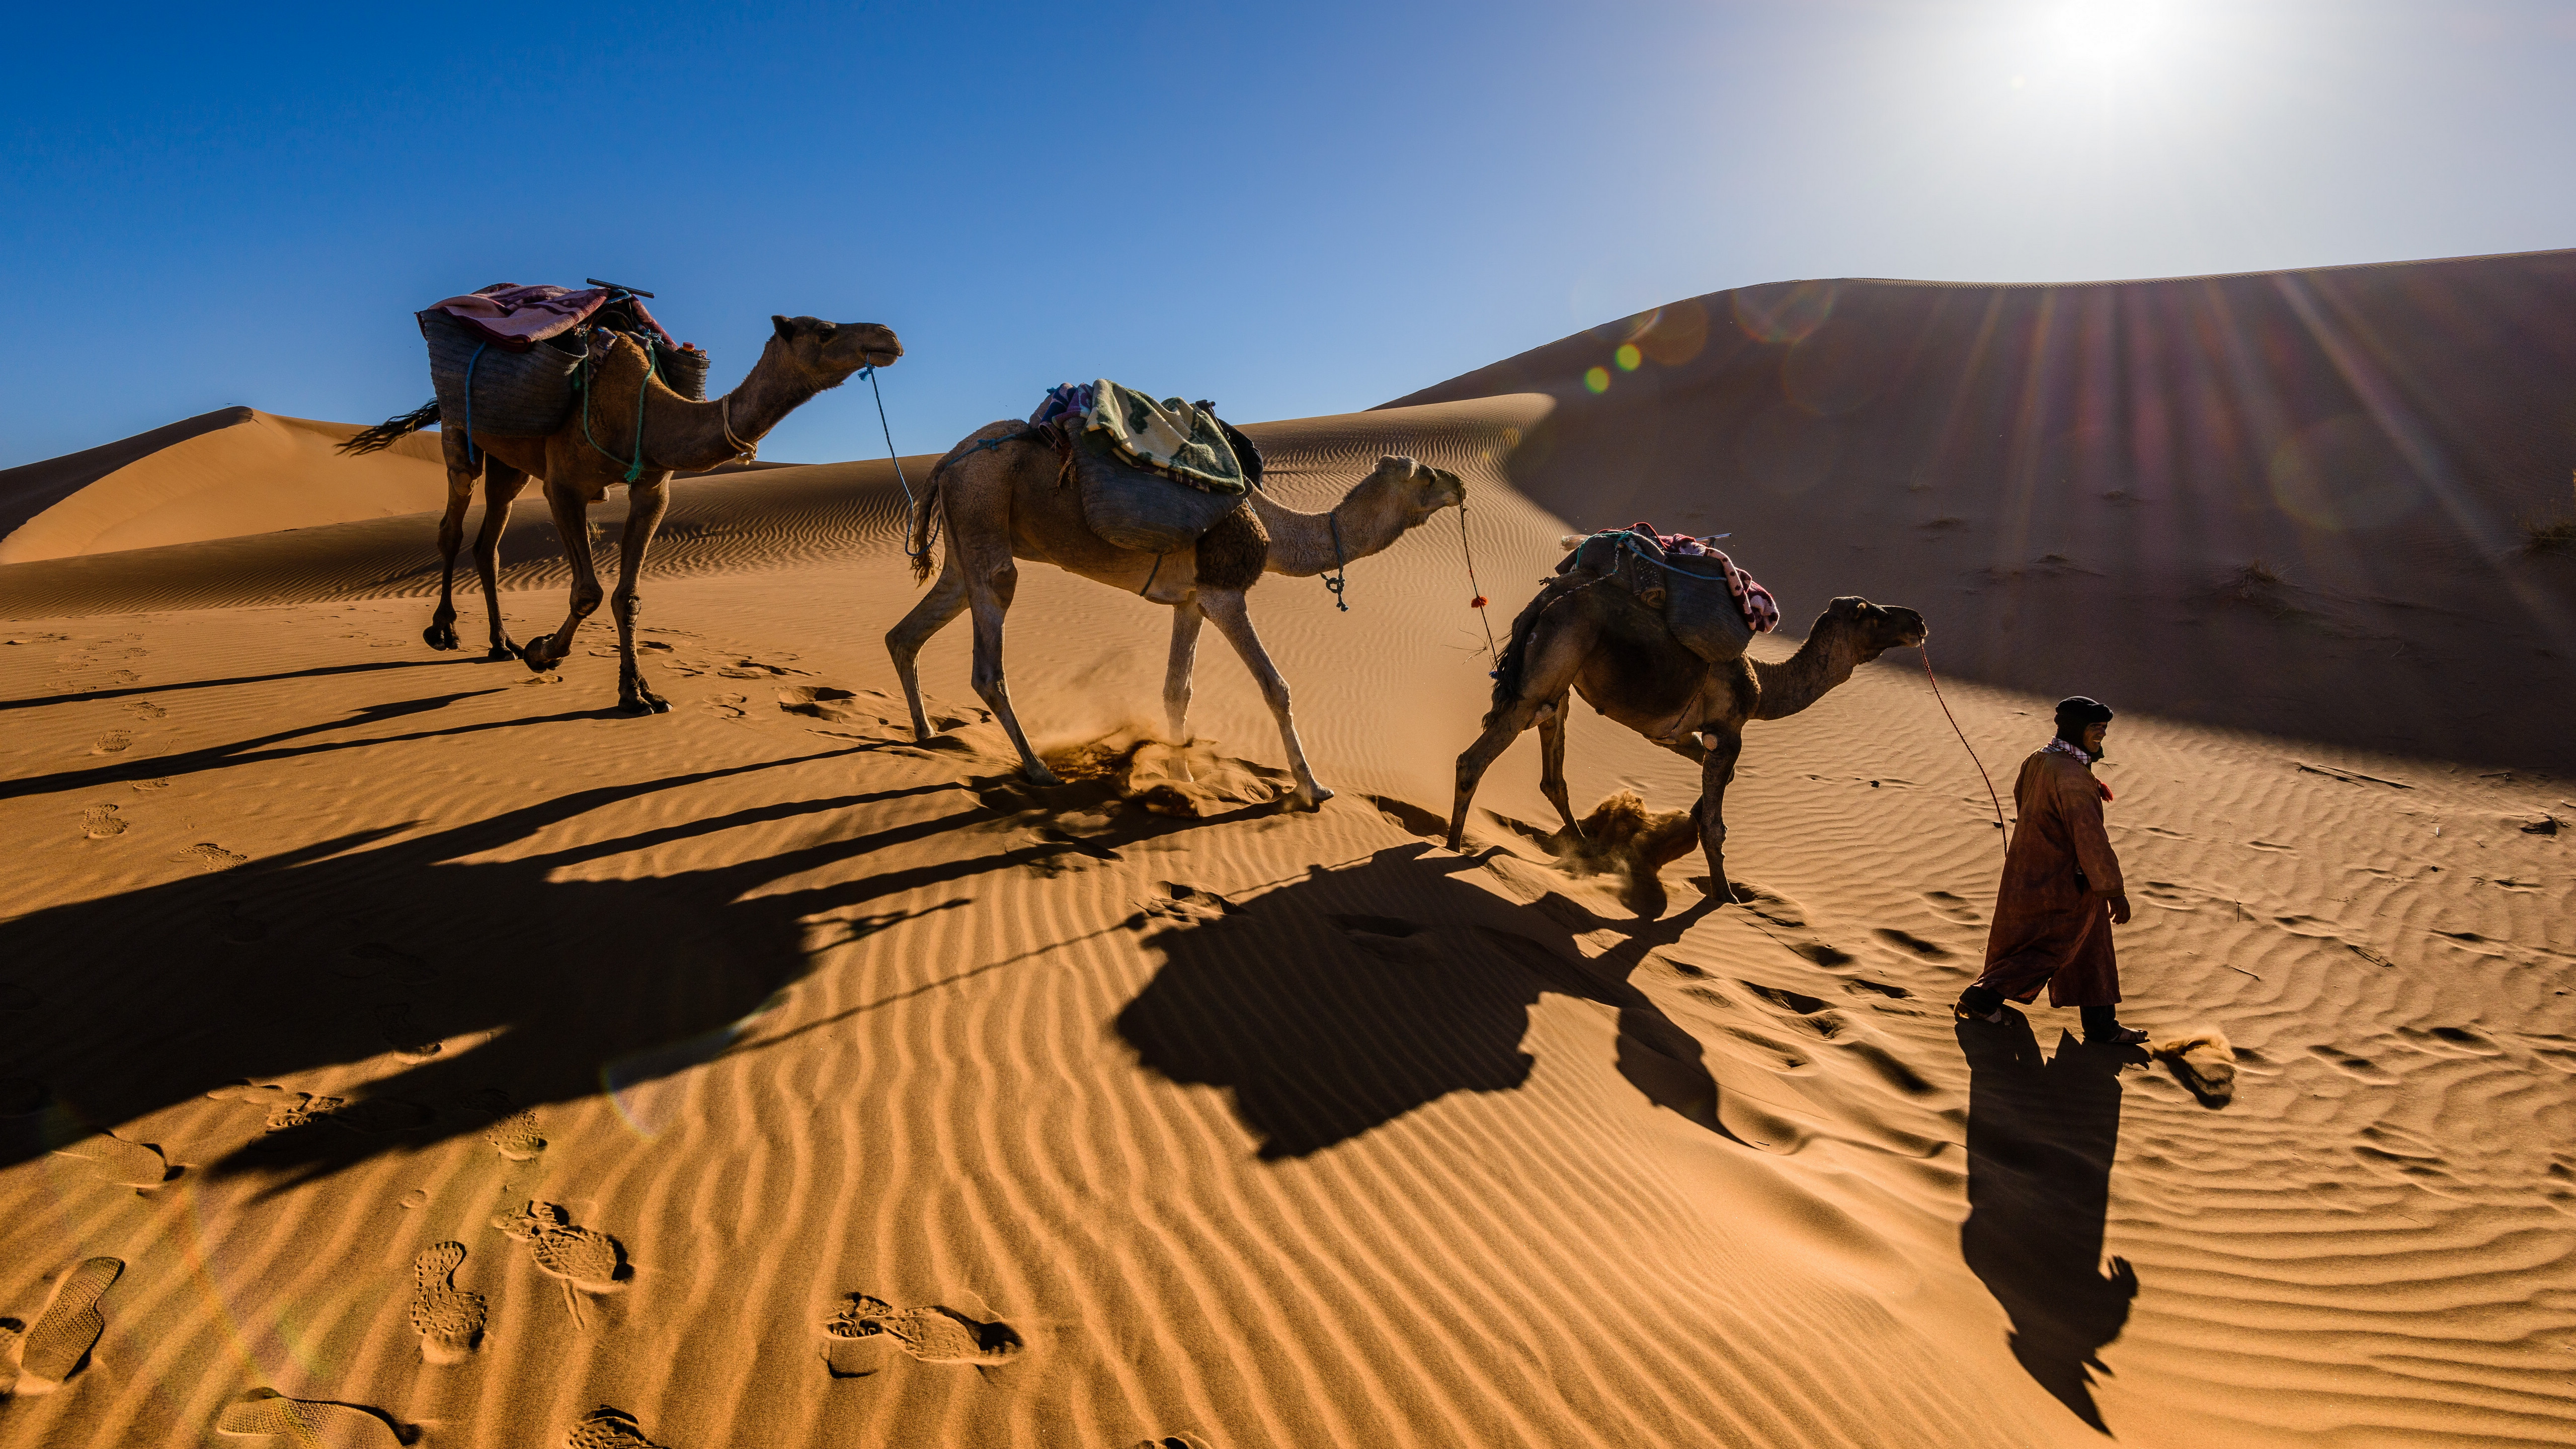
left=0, top=409, right=449, bottom=566
left=1389, top=248, right=2576, bottom=773
left=2, top=265, right=2572, bottom=1448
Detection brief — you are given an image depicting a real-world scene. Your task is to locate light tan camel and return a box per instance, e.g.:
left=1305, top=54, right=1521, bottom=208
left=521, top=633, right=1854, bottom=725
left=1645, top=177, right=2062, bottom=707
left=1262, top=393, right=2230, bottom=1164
left=1448, top=569, right=1925, bottom=905
left=889, top=423, right=1464, bottom=807
left=346, top=315, right=900, bottom=712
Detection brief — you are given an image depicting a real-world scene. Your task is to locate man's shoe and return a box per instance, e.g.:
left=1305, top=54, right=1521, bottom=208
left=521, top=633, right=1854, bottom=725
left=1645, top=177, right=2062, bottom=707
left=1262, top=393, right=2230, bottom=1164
left=2087, top=1024, right=2149, bottom=1046
left=1955, top=998, right=2007, bottom=1025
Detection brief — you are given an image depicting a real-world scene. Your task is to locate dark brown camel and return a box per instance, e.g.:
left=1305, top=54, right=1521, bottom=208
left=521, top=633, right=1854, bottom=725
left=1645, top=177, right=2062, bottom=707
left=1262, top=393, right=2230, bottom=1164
left=1448, top=571, right=1925, bottom=905
left=347, top=315, right=900, bottom=712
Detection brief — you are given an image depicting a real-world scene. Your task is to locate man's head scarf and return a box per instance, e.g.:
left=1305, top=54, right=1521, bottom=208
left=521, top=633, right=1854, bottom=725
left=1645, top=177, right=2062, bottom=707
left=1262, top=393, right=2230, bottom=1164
left=2054, top=695, right=2114, bottom=745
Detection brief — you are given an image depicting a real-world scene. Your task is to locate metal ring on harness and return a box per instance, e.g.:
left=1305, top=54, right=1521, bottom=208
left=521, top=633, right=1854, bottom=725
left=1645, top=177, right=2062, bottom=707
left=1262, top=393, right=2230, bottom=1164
left=1324, top=513, right=1349, bottom=612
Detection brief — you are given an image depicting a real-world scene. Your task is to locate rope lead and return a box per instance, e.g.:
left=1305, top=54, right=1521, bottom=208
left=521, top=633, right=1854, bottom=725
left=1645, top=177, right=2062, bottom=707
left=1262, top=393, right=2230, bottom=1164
left=1920, top=642, right=2008, bottom=859
left=860, top=366, right=922, bottom=559
left=1457, top=501, right=1497, bottom=665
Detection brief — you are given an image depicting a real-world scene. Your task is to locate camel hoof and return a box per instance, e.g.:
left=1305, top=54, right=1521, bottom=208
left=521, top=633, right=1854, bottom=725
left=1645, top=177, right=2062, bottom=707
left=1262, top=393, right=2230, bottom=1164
left=1293, top=784, right=1335, bottom=811
left=514, top=642, right=557, bottom=674
left=1023, top=764, right=1063, bottom=786
left=424, top=622, right=460, bottom=651
left=485, top=643, right=517, bottom=662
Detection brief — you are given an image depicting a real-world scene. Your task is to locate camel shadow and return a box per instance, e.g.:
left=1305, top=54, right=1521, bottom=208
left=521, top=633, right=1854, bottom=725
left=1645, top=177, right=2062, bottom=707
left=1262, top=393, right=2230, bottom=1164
left=0, top=654, right=494, bottom=714
left=1956, top=1014, right=2139, bottom=1434
left=1112, top=844, right=1737, bottom=1159
left=1, top=734, right=1269, bottom=1189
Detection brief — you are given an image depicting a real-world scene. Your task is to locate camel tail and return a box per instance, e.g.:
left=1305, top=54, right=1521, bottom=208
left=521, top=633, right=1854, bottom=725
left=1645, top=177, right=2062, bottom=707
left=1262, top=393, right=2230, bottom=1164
left=907, top=456, right=956, bottom=583
left=339, top=398, right=442, bottom=456
left=1484, top=573, right=1589, bottom=727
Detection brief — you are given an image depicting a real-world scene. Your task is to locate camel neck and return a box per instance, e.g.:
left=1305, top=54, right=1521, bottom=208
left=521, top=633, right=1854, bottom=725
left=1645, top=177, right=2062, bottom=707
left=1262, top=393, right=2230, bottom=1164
left=1749, top=627, right=1863, bottom=720
left=648, top=343, right=821, bottom=473
left=1252, top=480, right=1406, bottom=578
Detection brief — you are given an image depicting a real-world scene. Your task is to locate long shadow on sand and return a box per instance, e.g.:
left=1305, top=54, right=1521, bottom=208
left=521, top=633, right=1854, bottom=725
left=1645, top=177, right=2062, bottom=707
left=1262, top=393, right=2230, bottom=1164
left=1956, top=1014, right=2139, bottom=1434
left=0, top=745, right=1252, bottom=1190
left=1114, top=843, right=1739, bottom=1159
left=0, top=654, right=491, bottom=713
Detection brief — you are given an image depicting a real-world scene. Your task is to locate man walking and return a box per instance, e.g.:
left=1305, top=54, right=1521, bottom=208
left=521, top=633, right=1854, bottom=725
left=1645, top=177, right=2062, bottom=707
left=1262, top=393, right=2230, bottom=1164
left=1957, top=696, right=2148, bottom=1045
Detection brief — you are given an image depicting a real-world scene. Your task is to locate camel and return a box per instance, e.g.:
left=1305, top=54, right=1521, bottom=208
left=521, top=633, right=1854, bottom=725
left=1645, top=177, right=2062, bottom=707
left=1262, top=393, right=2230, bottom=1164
left=889, top=422, right=1465, bottom=807
left=1447, top=566, right=1925, bottom=905
left=345, top=315, right=901, bottom=712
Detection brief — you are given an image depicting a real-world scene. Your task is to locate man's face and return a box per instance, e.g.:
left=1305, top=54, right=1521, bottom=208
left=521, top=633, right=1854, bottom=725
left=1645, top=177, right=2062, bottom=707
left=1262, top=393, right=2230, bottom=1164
left=2083, top=721, right=2110, bottom=759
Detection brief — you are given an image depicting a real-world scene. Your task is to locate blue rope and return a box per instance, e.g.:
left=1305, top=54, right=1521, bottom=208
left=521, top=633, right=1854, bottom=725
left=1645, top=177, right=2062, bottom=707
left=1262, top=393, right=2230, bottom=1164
left=1596, top=528, right=1731, bottom=576
left=860, top=366, right=922, bottom=558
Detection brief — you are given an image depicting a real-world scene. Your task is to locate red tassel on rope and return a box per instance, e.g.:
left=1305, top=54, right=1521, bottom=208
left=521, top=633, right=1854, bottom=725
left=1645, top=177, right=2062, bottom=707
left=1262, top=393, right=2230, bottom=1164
left=1471, top=595, right=1489, bottom=608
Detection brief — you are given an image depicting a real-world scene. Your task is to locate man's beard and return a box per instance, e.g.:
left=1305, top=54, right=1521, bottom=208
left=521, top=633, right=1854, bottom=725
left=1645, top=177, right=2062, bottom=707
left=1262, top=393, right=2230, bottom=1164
left=2087, top=739, right=2109, bottom=761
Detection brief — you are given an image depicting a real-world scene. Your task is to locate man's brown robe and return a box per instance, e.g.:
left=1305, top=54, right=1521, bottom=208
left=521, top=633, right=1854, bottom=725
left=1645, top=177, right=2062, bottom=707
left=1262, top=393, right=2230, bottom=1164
left=1973, top=748, right=2124, bottom=1007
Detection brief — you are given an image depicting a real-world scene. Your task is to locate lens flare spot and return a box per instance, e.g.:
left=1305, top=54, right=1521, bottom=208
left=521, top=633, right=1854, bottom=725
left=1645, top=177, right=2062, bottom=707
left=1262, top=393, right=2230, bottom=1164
left=1615, top=343, right=1643, bottom=372
left=1733, top=280, right=1836, bottom=346
left=1584, top=366, right=1611, bottom=394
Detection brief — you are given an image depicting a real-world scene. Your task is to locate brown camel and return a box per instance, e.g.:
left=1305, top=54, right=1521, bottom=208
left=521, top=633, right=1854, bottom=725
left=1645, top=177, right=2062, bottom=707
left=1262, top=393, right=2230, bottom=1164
left=889, top=423, right=1465, bottom=807
left=347, top=315, right=900, bottom=712
left=1447, top=568, right=1925, bottom=905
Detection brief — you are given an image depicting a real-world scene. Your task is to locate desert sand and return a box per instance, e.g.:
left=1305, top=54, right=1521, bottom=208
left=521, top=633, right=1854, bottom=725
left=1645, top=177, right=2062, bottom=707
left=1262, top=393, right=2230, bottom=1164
left=2, top=253, right=2571, bottom=1448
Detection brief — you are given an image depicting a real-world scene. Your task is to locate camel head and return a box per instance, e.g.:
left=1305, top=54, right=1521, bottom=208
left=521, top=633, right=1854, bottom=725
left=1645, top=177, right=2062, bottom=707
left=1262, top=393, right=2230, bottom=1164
left=1817, top=595, right=1927, bottom=663
left=765, top=314, right=905, bottom=390
left=1347, top=455, right=1467, bottom=531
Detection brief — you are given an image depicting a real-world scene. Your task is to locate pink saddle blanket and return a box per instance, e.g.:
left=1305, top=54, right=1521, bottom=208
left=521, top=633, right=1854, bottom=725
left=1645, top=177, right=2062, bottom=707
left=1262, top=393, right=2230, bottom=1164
left=426, top=283, right=674, bottom=352
left=1622, top=522, right=1780, bottom=634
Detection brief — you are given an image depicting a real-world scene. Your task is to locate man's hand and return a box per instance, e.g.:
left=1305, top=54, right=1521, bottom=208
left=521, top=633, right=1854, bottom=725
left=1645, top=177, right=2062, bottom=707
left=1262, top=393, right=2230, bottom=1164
left=2108, top=894, right=2132, bottom=926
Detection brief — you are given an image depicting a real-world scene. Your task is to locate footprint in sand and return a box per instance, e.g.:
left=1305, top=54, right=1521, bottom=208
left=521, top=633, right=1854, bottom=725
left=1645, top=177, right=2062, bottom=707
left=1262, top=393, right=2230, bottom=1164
left=173, top=843, right=247, bottom=871
left=214, top=1389, right=404, bottom=1448
left=492, top=1202, right=626, bottom=1327
left=14, top=1256, right=121, bottom=1396
left=207, top=1082, right=347, bottom=1131
left=368, top=1003, right=442, bottom=1061
left=823, top=1292, right=1023, bottom=1367
left=121, top=699, right=166, bottom=721
left=89, top=731, right=132, bottom=756
left=80, top=804, right=127, bottom=839
left=569, top=1405, right=669, bottom=1448
left=1134, top=1437, right=1215, bottom=1449
left=48, top=1133, right=172, bottom=1188
left=702, top=692, right=748, bottom=719
left=470, top=1091, right=547, bottom=1161
left=1129, top=882, right=1244, bottom=929
left=410, top=1242, right=487, bottom=1364
left=1871, top=927, right=1952, bottom=960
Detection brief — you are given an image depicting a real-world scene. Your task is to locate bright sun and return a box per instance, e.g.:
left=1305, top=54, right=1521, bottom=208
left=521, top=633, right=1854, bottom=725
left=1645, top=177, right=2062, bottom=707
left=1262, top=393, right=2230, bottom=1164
left=2044, top=0, right=2174, bottom=74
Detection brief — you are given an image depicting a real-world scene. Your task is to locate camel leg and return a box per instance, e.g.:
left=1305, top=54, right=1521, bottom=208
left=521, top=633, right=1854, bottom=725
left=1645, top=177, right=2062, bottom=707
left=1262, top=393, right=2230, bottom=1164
left=1537, top=692, right=1581, bottom=837
left=886, top=557, right=970, bottom=741
left=517, top=480, right=600, bottom=675
left=1197, top=588, right=1328, bottom=809
left=1163, top=601, right=1204, bottom=780
left=610, top=479, right=673, bottom=715
left=1695, top=727, right=1744, bottom=906
left=1448, top=613, right=1589, bottom=849
left=473, top=464, right=533, bottom=660
left=425, top=432, right=478, bottom=651
left=960, top=545, right=1059, bottom=785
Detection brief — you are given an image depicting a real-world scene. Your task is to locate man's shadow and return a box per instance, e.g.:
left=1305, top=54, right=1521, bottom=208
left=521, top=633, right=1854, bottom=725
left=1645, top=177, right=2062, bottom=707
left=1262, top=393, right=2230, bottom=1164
left=1112, top=843, right=1735, bottom=1159
left=1957, top=1013, right=2140, bottom=1433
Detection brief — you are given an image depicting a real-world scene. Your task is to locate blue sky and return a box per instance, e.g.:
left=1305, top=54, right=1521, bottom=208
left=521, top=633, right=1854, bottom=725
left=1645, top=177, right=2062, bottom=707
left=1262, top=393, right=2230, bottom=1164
left=5, top=1, right=2572, bottom=469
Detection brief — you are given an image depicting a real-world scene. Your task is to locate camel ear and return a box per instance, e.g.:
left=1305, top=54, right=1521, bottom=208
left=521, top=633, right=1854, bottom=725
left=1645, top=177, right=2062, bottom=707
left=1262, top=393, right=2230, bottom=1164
left=812, top=320, right=838, bottom=340
left=772, top=315, right=794, bottom=341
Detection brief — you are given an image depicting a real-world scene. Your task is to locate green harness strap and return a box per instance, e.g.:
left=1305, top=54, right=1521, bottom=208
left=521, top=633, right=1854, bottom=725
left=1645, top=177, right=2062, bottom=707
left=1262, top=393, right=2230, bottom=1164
left=579, top=335, right=660, bottom=484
